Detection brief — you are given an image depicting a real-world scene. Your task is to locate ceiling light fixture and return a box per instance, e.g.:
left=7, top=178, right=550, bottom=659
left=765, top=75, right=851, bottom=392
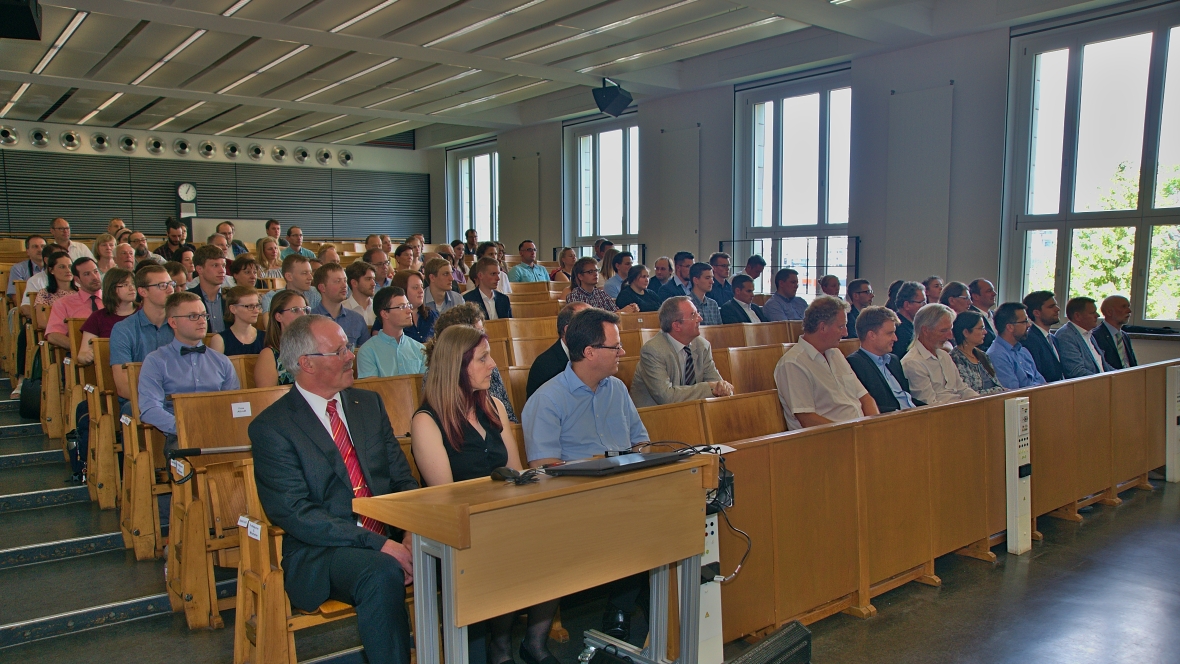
left=331, top=120, right=408, bottom=144
left=217, top=44, right=311, bottom=94
left=77, top=92, right=125, bottom=125
left=295, top=58, right=400, bottom=101
left=577, top=16, right=782, bottom=73
left=365, top=69, right=481, bottom=108
left=276, top=114, right=348, bottom=140
left=830, top=0, right=852, bottom=4
left=1, top=10, right=89, bottom=119
left=331, top=0, right=400, bottom=33
left=150, top=101, right=206, bottom=130
left=430, top=80, right=547, bottom=114
left=423, top=0, right=546, bottom=48
left=215, top=107, right=279, bottom=135
left=507, top=0, right=696, bottom=61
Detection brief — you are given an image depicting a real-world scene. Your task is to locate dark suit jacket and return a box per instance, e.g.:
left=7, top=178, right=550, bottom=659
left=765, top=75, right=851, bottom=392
left=846, top=349, right=924, bottom=413
left=719, top=298, right=765, bottom=324
left=526, top=340, right=568, bottom=398
left=1092, top=322, right=1137, bottom=369
left=463, top=288, right=512, bottom=320
left=845, top=306, right=861, bottom=339
left=1024, top=325, right=1064, bottom=382
left=970, top=305, right=997, bottom=350
left=709, top=279, right=735, bottom=306
left=657, top=278, right=691, bottom=303
left=892, top=317, right=914, bottom=357
left=249, top=387, right=419, bottom=611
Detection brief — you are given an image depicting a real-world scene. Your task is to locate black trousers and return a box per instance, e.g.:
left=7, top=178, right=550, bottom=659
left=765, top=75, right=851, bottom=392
left=608, top=572, right=649, bottom=614
left=326, top=546, right=413, bottom=664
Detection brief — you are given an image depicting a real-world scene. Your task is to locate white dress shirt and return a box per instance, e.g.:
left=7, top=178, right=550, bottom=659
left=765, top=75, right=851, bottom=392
left=736, top=299, right=757, bottom=321
left=901, top=342, right=979, bottom=405
left=296, top=383, right=352, bottom=441
left=481, top=289, right=499, bottom=320
left=774, top=338, right=868, bottom=430
left=1033, top=323, right=1060, bottom=361
left=1071, top=321, right=1106, bottom=373
left=25, top=270, right=49, bottom=296
left=344, top=295, right=376, bottom=326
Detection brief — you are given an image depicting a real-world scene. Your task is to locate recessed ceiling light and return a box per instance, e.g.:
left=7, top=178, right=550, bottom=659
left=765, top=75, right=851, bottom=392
left=295, top=58, right=400, bottom=102
left=1, top=11, right=88, bottom=119
left=430, top=80, right=548, bottom=114
left=331, top=120, right=408, bottom=144
left=365, top=69, right=481, bottom=108
left=216, top=108, right=280, bottom=136
left=218, top=44, right=311, bottom=94
left=423, top=0, right=546, bottom=48
left=151, top=101, right=206, bottom=130
left=331, top=0, right=400, bottom=33
left=507, top=0, right=696, bottom=61
left=577, top=17, right=783, bottom=73
left=276, top=114, right=349, bottom=140
left=830, top=0, right=852, bottom=4
left=77, top=92, right=125, bottom=125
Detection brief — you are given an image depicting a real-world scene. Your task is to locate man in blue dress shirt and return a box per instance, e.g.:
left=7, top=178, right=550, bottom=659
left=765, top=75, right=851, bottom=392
left=987, top=302, right=1046, bottom=389
left=356, top=287, right=426, bottom=378
left=603, top=251, right=634, bottom=298
left=137, top=291, right=239, bottom=452
left=507, top=239, right=551, bottom=283
left=846, top=306, right=922, bottom=413
left=762, top=268, right=808, bottom=321
left=311, top=263, right=369, bottom=349
left=188, top=244, right=228, bottom=334
left=708, top=252, right=735, bottom=306
left=110, top=265, right=176, bottom=411
left=657, top=251, right=696, bottom=302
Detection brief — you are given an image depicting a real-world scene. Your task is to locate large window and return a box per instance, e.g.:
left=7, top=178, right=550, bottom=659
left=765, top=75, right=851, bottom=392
left=736, top=71, right=853, bottom=295
left=566, top=117, right=640, bottom=258
left=1006, top=7, right=1180, bottom=323
left=448, top=143, right=498, bottom=242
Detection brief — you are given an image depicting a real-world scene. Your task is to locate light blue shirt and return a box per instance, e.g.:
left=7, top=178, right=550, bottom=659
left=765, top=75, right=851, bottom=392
left=862, top=348, right=915, bottom=409
left=356, top=330, right=426, bottom=378
left=280, top=246, right=315, bottom=260
left=311, top=302, right=369, bottom=349
left=987, top=336, right=1046, bottom=389
left=109, top=307, right=174, bottom=366
left=763, top=293, right=808, bottom=321
left=522, top=362, right=649, bottom=463
left=424, top=290, right=465, bottom=315
left=7, top=259, right=42, bottom=295
left=261, top=287, right=321, bottom=312
left=508, top=262, right=550, bottom=283
left=604, top=274, right=624, bottom=298
left=137, top=340, right=239, bottom=435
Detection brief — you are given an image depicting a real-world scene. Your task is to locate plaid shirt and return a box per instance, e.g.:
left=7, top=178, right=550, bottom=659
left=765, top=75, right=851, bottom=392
left=689, top=292, right=722, bottom=326
left=566, top=286, right=618, bottom=312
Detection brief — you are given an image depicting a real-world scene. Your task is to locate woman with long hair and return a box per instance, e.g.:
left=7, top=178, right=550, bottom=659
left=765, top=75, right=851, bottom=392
left=209, top=286, right=265, bottom=356
left=391, top=269, right=438, bottom=344
left=92, top=233, right=116, bottom=276
left=254, top=290, right=309, bottom=387
left=950, top=310, right=1005, bottom=395
left=551, top=247, right=576, bottom=283
left=425, top=303, right=517, bottom=423
left=923, top=276, right=944, bottom=304
left=614, top=264, right=662, bottom=312
left=599, top=247, right=620, bottom=284
left=411, top=324, right=557, bottom=664
left=939, top=281, right=972, bottom=314
left=35, top=251, right=77, bottom=307
left=76, top=267, right=136, bottom=365
left=885, top=280, right=904, bottom=311
left=256, top=237, right=283, bottom=278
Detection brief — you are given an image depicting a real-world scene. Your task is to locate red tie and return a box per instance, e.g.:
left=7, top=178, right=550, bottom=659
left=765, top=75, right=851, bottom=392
left=326, top=398, right=385, bottom=536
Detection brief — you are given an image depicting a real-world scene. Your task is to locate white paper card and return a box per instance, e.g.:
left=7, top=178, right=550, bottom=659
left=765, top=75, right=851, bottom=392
left=171, top=459, right=185, bottom=475
left=247, top=521, right=262, bottom=540
left=237, top=515, right=250, bottom=528
left=231, top=402, right=252, bottom=418
left=120, top=415, right=132, bottom=426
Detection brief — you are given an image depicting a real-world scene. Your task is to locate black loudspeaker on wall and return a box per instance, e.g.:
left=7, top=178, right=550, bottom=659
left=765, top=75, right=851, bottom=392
left=593, top=79, right=633, bottom=117
left=0, top=0, right=42, bottom=40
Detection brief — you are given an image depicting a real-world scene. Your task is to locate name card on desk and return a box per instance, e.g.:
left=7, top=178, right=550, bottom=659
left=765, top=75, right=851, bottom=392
left=247, top=521, right=262, bottom=540
left=231, top=402, right=251, bottom=418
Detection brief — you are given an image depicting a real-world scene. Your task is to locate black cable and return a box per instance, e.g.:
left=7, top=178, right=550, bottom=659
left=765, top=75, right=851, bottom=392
left=715, top=503, right=752, bottom=584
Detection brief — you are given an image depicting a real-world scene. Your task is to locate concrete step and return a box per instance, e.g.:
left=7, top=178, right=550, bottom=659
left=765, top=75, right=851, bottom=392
left=0, top=422, right=43, bottom=439
left=0, top=449, right=61, bottom=470
left=0, top=486, right=90, bottom=513
left=0, top=500, right=124, bottom=569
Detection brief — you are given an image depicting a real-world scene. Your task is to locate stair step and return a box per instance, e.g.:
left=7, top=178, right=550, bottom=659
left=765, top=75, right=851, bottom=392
left=0, top=436, right=58, bottom=457
left=0, top=486, right=89, bottom=513
left=0, top=450, right=61, bottom=470
left=0, top=500, right=122, bottom=555
left=0, top=422, right=44, bottom=439
left=0, top=463, right=76, bottom=500
left=0, top=399, right=20, bottom=413
left=0, top=533, right=125, bottom=570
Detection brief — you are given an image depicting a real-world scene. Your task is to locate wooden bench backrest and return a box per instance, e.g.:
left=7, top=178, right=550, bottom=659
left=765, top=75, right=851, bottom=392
left=173, top=385, right=292, bottom=468
left=712, top=348, right=732, bottom=383
left=637, top=400, right=708, bottom=447
left=507, top=316, right=557, bottom=338
left=786, top=320, right=803, bottom=342
left=0, top=266, right=10, bottom=300
left=205, top=460, right=250, bottom=538
left=13, top=280, right=26, bottom=310
left=510, top=336, right=556, bottom=368
left=743, top=321, right=792, bottom=346
left=617, top=311, right=661, bottom=330
left=620, top=329, right=643, bottom=357
left=231, top=354, right=259, bottom=389
left=254, top=311, right=269, bottom=332
left=838, top=338, right=861, bottom=357
left=512, top=300, right=560, bottom=319
left=505, top=366, right=530, bottom=416
left=728, top=344, right=787, bottom=394
left=484, top=318, right=510, bottom=340
left=508, top=422, right=526, bottom=467
left=92, top=338, right=116, bottom=395
left=702, top=390, right=786, bottom=444
left=700, top=323, right=748, bottom=350
left=397, top=437, right=420, bottom=484
left=616, top=356, right=640, bottom=390
left=639, top=328, right=662, bottom=345
left=353, top=374, right=423, bottom=438
left=489, top=337, right=512, bottom=370
left=123, top=362, right=145, bottom=418
left=34, top=302, right=51, bottom=331
left=506, top=292, right=551, bottom=303
left=0, top=238, right=25, bottom=252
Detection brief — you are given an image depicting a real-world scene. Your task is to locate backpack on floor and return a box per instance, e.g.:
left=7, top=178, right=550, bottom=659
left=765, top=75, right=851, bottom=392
left=19, top=348, right=41, bottom=420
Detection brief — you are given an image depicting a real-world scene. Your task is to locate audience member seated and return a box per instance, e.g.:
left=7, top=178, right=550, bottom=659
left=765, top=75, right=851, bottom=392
left=76, top=268, right=136, bottom=365
left=891, top=281, right=925, bottom=356
left=261, top=254, right=322, bottom=311
left=508, top=239, right=550, bottom=283
left=412, top=324, right=559, bottom=664
left=344, top=260, right=378, bottom=326
left=465, top=257, right=514, bottom=319
left=45, top=257, right=103, bottom=351
left=427, top=304, right=517, bottom=423
left=138, top=292, right=239, bottom=451
left=775, top=295, right=877, bottom=429
left=164, top=261, right=188, bottom=290
left=551, top=247, right=576, bottom=283
left=422, top=257, right=464, bottom=316
left=565, top=257, right=638, bottom=313
left=434, top=245, right=463, bottom=289
left=357, top=287, right=426, bottom=378
left=93, top=233, right=116, bottom=276
left=846, top=306, right=922, bottom=413
left=603, top=251, right=634, bottom=298
left=187, top=245, right=228, bottom=334
left=592, top=238, right=613, bottom=263
left=884, top=280, right=904, bottom=311
left=923, top=276, right=944, bottom=304
left=631, top=296, right=733, bottom=408
left=157, top=218, right=196, bottom=262
left=615, top=264, right=663, bottom=312
left=392, top=270, right=437, bottom=344
left=967, top=278, right=998, bottom=350
left=762, top=268, right=808, bottom=321
left=819, top=274, right=841, bottom=297
left=526, top=302, right=591, bottom=398
left=1054, top=296, right=1114, bottom=378
left=475, top=241, right=512, bottom=293
left=708, top=252, right=735, bottom=306
left=281, top=225, right=316, bottom=259
left=987, top=302, right=1046, bottom=389
left=1094, top=295, right=1137, bottom=369
left=844, top=278, right=874, bottom=338
left=217, top=220, right=250, bottom=258
left=318, top=244, right=340, bottom=266
left=651, top=255, right=674, bottom=289
left=1022, top=290, right=1064, bottom=383
left=9, top=234, right=45, bottom=301
left=392, top=244, right=415, bottom=272
left=178, top=248, right=196, bottom=281
left=311, top=263, right=369, bottom=349
left=364, top=248, right=393, bottom=289
left=380, top=234, right=394, bottom=256
left=902, top=304, right=980, bottom=404
left=657, top=251, right=695, bottom=302
left=205, top=232, right=231, bottom=259
left=365, top=234, right=382, bottom=252
left=264, top=219, right=288, bottom=249
left=463, top=228, right=479, bottom=257
left=225, top=255, right=263, bottom=289
left=687, top=262, right=723, bottom=326
left=109, top=265, right=176, bottom=405
left=255, top=291, right=310, bottom=388
left=107, top=218, right=126, bottom=236
left=250, top=315, right=419, bottom=664
left=257, top=237, right=284, bottom=278
left=737, top=254, right=766, bottom=283
left=50, top=217, right=94, bottom=262
left=33, top=250, right=76, bottom=311
left=209, top=286, right=266, bottom=356
left=951, top=311, right=1006, bottom=395
left=939, top=281, right=972, bottom=314
left=115, top=243, right=137, bottom=272
left=720, top=274, right=765, bottom=324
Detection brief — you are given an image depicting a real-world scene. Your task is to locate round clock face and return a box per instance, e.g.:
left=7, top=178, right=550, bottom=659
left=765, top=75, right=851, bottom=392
left=177, top=183, right=197, bottom=202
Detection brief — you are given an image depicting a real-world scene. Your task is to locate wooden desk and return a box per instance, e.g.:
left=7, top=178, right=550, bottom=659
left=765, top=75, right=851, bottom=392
left=355, top=455, right=718, bottom=664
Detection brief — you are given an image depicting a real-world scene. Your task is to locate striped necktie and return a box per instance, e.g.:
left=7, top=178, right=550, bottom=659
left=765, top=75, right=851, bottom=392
left=683, top=346, right=695, bottom=385
left=326, top=399, right=384, bottom=536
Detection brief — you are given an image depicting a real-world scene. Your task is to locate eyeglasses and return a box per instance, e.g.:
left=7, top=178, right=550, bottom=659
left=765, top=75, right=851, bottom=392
left=675, top=311, right=703, bottom=323
left=951, top=294, right=970, bottom=301
left=304, top=345, right=355, bottom=359
left=277, top=306, right=312, bottom=315
left=580, top=269, right=598, bottom=276
left=171, top=312, right=210, bottom=322
left=908, top=299, right=926, bottom=306
left=853, top=289, right=874, bottom=296
left=591, top=343, right=624, bottom=352
left=144, top=281, right=177, bottom=291
left=383, top=303, right=415, bottom=311
left=1012, top=319, right=1031, bottom=326
left=233, top=303, right=263, bottom=311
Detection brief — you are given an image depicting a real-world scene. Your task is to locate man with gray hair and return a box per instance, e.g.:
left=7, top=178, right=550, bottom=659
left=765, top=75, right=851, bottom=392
left=774, top=295, right=878, bottom=429
left=901, top=303, right=979, bottom=404
left=631, top=296, right=733, bottom=408
left=250, top=315, right=419, bottom=664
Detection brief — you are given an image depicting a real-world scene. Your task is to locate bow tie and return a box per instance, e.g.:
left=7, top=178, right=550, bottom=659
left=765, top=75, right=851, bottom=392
left=180, top=345, right=207, bottom=356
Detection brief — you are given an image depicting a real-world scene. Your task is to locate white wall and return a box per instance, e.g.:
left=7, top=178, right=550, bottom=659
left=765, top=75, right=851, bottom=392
left=496, top=123, right=564, bottom=258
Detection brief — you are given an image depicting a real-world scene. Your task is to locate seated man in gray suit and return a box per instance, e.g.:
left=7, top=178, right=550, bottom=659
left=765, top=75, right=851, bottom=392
left=719, top=274, right=766, bottom=324
left=630, top=296, right=734, bottom=407
left=846, top=306, right=923, bottom=413
left=1053, top=296, right=1114, bottom=378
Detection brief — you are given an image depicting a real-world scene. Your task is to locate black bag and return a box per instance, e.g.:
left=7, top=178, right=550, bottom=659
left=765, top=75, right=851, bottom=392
left=19, top=345, right=42, bottom=420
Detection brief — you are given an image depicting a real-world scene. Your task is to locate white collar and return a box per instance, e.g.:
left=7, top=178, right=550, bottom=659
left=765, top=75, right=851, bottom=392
left=296, top=383, right=341, bottom=414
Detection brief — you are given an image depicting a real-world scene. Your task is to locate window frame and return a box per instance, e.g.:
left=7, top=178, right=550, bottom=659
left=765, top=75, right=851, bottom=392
left=733, top=68, right=854, bottom=295
left=1002, top=5, right=1180, bottom=324
left=562, top=113, right=641, bottom=256
left=446, top=140, right=499, bottom=243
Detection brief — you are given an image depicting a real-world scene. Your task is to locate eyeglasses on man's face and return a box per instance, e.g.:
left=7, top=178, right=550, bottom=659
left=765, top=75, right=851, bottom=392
left=590, top=343, right=624, bottom=353
left=853, top=289, right=873, bottom=297
left=304, top=344, right=356, bottom=359
left=171, top=312, right=210, bottom=322
left=383, top=303, right=415, bottom=312
left=144, top=281, right=177, bottom=291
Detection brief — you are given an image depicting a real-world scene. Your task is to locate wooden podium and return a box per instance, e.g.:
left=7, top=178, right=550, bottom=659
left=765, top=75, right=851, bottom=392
left=354, top=454, right=718, bottom=664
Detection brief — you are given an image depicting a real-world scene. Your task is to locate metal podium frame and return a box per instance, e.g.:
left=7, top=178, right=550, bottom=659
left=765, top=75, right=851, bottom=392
left=410, top=534, right=703, bottom=664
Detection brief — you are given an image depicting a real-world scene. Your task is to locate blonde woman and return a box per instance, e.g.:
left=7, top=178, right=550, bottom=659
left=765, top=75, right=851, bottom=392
left=92, top=233, right=116, bottom=276
left=254, top=290, right=309, bottom=387
left=551, top=247, right=576, bottom=283
left=256, top=237, right=283, bottom=278
left=209, top=286, right=265, bottom=356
